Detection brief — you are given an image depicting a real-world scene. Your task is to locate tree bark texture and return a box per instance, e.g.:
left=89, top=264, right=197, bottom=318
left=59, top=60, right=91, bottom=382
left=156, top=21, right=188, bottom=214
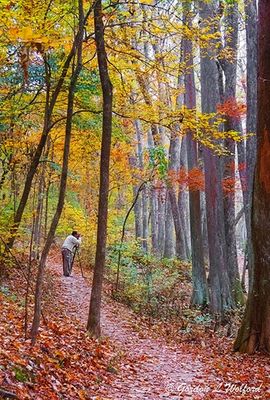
left=199, top=0, right=234, bottom=314
left=234, top=0, right=270, bottom=354
left=244, top=0, right=258, bottom=290
left=183, top=3, right=208, bottom=305
left=221, top=2, right=243, bottom=305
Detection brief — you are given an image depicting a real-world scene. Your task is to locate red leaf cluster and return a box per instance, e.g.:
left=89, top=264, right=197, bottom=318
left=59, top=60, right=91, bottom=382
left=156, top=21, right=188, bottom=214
left=168, top=167, right=205, bottom=191
left=217, top=97, right=247, bottom=119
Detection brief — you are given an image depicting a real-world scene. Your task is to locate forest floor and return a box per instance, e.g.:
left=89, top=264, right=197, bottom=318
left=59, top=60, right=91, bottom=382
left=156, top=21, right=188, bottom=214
left=0, top=253, right=269, bottom=400
left=50, top=255, right=268, bottom=400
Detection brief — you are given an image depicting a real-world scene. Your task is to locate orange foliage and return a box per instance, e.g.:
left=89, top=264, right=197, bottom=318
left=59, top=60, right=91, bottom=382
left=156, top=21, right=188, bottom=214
left=217, top=97, right=246, bottom=119
left=223, top=177, right=236, bottom=194
left=168, top=167, right=205, bottom=191
left=187, top=167, right=205, bottom=191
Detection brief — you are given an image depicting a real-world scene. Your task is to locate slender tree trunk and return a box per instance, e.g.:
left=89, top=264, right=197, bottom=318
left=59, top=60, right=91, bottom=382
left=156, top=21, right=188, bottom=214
left=150, top=185, right=159, bottom=255
left=133, top=185, right=142, bottom=239
left=168, top=131, right=186, bottom=260
left=32, top=172, right=45, bottom=260
left=178, top=137, right=190, bottom=259
left=30, top=2, right=84, bottom=343
left=163, top=192, right=175, bottom=258
left=157, top=183, right=166, bottom=257
left=153, top=43, right=168, bottom=257
left=234, top=0, right=270, bottom=353
left=129, top=122, right=143, bottom=240
left=136, top=40, right=161, bottom=257
left=131, top=120, right=144, bottom=242
left=146, top=129, right=159, bottom=256
left=87, top=0, right=113, bottom=337
left=133, top=120, right=148, bottom=252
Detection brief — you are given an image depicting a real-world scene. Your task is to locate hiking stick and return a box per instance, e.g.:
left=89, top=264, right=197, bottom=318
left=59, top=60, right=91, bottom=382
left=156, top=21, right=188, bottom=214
left=71, top=246, right=77, bottom=274
left=71, top=247, right=84, bottom=278
left=77, top=249, right=85, bottom=278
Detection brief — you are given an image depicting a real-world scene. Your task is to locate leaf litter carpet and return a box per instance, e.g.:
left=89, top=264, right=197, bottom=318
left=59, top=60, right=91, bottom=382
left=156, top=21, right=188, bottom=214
left=50, top=260, right=259, bottom=400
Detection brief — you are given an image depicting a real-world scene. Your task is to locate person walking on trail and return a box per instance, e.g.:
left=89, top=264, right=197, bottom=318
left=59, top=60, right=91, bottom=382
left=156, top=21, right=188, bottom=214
left=61, top=231, right=81, bottom=277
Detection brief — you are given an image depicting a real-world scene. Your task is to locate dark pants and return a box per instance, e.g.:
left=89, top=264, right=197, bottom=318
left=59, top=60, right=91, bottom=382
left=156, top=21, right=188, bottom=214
left=62, top=248, right=73, bottom=276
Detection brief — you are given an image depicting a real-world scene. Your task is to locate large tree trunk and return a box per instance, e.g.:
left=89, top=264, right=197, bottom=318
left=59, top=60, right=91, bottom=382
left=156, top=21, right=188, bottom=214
left=244, top=0, right=258, bottom=291
left=87, top=0, right=113, bottom=337
left=31, top=1, right=84, bottom=343
left=220, top=2, right=244, bottom=305
left=199, top=1, right=234, bottom=315
left=183, top=3, right=208, bottom=305
left=234, top=0, right=270, bottom=354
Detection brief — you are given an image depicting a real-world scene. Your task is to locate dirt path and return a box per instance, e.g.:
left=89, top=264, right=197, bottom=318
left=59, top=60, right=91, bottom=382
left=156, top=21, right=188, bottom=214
left=50, top=260, right=221, bottom=400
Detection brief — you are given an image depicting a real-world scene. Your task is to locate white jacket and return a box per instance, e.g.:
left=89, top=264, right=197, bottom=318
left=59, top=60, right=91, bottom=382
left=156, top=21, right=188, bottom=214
left=62, top=235, right=81, bottom=252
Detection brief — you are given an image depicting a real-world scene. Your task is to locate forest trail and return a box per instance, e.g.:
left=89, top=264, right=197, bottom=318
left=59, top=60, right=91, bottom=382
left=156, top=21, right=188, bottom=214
left=48, top=257, right=223, bottom=400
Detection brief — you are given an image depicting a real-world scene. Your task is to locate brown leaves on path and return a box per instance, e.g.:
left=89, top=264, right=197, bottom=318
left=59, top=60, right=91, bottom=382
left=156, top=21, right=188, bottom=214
left=56, top=259, right=269, bottom=400
left=0, top=265, right=120, bottom=400
left=1, top=255, right=269, bottom=400
left=51, top=261, right=218, bottom=400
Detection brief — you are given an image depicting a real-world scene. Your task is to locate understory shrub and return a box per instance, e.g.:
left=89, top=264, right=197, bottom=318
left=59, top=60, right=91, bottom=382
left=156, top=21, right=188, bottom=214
left=106, top=241, right=192, bottom=320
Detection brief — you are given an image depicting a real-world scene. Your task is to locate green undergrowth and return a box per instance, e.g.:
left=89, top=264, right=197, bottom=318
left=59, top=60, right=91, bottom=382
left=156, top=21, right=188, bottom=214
left=106, top=241, right=193, bottom=320
left=105, top=242, right=245, bottom=338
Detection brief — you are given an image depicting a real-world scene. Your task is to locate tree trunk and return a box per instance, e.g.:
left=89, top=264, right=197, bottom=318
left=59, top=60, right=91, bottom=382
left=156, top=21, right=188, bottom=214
left=87, top=0, right=113, bottom=337
left=146, top=130, right=159, bottom=256
left=220, top=2, right=244, bottom=305
left=168, top=132, right=186, bottom=260
left=234, top=0, right=270, bottom=354
left=132, top=120, right=143, bottom=241
left=133, top=119, right=148, bottom=251
left=157, top=183, right=166, bottom=257
left=133, top=185, right=143, bottom=239
left=178, top=137, right=190, bottom=259
left=150, top=185, right=159, bottom=255
left=183, top=3, right=208, bottom=305
left=199, top=0, right=234, bottom=314
left=32, top=172, right=45, bottom=260
left=163, top=193, right=175, bottom=258
left=142, top=185, right=149, bottom=253
left=244, top=0, right=258, bottom=291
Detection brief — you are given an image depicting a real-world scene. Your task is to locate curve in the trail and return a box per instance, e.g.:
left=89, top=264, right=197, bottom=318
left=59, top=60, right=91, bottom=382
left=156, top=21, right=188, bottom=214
left=51, top=261, right=224, bottom=400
